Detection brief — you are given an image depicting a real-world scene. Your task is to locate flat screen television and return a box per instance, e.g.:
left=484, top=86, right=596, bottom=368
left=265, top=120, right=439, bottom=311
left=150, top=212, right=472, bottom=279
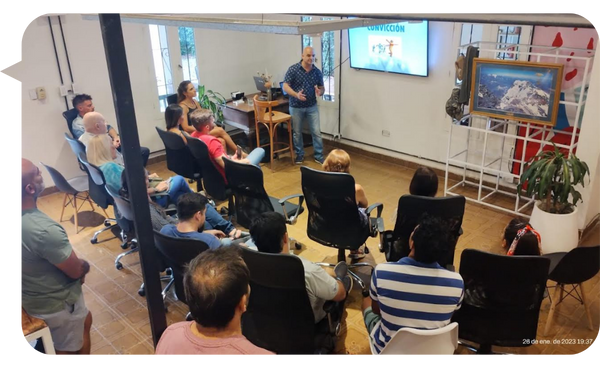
left=348, top=20, right=429, bottom=77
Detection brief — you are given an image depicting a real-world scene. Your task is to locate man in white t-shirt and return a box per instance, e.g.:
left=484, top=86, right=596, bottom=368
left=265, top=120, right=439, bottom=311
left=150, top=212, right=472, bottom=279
left=249, top=212, right=351, bottom=323
left=79, top=112, right=123, bottom=165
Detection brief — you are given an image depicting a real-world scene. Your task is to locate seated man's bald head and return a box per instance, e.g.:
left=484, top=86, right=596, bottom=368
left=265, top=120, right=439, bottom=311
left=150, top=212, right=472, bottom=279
left=82, top=112, right=107, bottom=135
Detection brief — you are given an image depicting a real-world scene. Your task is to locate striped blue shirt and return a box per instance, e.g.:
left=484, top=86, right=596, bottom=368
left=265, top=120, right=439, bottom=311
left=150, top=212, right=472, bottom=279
left=369, top=257, right=464, bottom=353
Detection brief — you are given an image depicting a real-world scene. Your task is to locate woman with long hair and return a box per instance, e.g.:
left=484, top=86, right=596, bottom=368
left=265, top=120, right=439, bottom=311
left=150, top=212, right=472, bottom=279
left=164, top=104, right=189, bottom=143
left=177, top=80, right=237, bottom=153
left=86, top=135, right=124, bottom=194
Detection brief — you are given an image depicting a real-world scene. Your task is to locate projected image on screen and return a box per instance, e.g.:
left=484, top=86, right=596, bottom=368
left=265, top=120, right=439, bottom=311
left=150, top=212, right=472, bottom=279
left=349, top=21, right=428, bottom=77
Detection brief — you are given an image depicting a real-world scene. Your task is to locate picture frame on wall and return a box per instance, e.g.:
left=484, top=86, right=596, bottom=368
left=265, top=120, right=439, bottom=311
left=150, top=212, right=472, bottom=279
left=470, top=58, right=564, bottom=126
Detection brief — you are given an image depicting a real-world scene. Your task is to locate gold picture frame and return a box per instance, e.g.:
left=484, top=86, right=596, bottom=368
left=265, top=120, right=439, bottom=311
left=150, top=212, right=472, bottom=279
left=470, top=58, right=563, bottom=126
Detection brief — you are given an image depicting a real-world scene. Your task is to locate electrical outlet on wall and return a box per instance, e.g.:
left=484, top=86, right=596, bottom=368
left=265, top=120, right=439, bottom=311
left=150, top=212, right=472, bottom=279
left=382, top=130, right=391, bottom=137
left=59, top=85, right=69, bottom=97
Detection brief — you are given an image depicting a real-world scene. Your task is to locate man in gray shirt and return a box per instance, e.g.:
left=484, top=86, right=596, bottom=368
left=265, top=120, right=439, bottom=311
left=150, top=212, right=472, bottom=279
left=22, top=159, right=92, bottom=354
left=249, top=212, right=351, bottom=323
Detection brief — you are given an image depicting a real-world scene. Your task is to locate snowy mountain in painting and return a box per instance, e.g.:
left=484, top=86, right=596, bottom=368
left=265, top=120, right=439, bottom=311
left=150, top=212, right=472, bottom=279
left=499, top=80, right=550, bottom=117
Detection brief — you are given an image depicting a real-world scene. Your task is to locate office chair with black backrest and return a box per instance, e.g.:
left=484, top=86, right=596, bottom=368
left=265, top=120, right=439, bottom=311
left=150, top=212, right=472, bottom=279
left=77, top=153, right=120, bottom=244
left=380, top=195, right=466, bottom=269
left=65, top=133, right=87, bottom=173
left=451, top=249, right=550, bottom=353
left=166, top=94, right=178, bottom=106
left=62, top=108, right=79, bottom=138
left=224, top=157, right=304, bottom=244
left=186, top=136, right=232, bottom=207
left=153, top=230, right=210, bottom=307
left=155, top=127, right=202, bottom=192
left=300, top=166, right=384, bottom=293
left=40, top=162, right=93, bottom=234
left=240, top=246, right=339, bottom=354
left=543, top=245, right=600, bottom=335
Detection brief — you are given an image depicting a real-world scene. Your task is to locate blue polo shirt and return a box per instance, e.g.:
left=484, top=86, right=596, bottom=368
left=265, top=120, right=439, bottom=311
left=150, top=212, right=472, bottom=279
left=160, top=224, right=221, bottom=250
left=283, top=61, right=324, bottom=108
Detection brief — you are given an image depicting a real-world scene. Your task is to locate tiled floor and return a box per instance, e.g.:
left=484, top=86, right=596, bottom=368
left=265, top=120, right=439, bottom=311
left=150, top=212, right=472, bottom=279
left=35, top=147, right=600, bottom=354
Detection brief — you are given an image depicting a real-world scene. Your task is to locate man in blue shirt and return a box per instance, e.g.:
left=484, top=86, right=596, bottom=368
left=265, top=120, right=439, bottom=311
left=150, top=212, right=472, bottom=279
left=362, top=216, right=464, bottom=353
left=160, top=192, right=224, bottom=250
left=283, top=46, right=325, bottom=165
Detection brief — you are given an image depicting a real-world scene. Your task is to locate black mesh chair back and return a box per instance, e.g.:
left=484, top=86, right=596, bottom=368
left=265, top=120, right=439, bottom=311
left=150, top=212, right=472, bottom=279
left=451, top=249, right=549, bottom=350
left=300, top=166, right=369, bottom=250
left=388, top=195, right=466, bottom=267
left=186, top=136, right=230, bottom=201
left=155, top=127, right=201, bottom=184
left=548, top=246, right=600, bottom=285
left=224, top=157, right=304, bottom=228
left=152, top=230, right=210, bottom=304
left=62, top=108, right=79, bottom=137
left=77, top=152, right=113, bottom=210
left=166, top=94, right=178, bottom=106
left=240, top=246, right=317, bottom=354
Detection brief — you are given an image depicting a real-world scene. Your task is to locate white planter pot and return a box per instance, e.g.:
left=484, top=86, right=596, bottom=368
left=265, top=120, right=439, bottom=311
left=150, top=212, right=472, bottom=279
left=529, top=202, right=579, bottom=254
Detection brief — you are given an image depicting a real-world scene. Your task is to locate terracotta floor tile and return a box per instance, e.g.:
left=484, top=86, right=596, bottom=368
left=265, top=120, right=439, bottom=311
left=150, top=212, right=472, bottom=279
left=110, top=332, right=145, bottom=353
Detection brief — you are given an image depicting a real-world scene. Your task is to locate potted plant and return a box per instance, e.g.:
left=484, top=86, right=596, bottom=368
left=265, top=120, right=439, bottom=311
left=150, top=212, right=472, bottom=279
left=197, top=85, right=227, bottom=126
left=518, top=143, right=589, bottom=253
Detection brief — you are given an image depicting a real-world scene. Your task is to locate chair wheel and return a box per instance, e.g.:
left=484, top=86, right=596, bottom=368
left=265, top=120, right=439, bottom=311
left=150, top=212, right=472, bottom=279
left=166, top=268, right=173, bottom=276
left=364, top=246, right=370, bottom=254
left=90, top=238, right=98, bottom=244
left=116, top=262, right=123, bottom=270
left=104, top=220, right=111, bottom=227
left=121, top=242, right=129, bottom=250
left=138, top=288, right=145, bottom=297
left=295, top=242, right=302, bottom=250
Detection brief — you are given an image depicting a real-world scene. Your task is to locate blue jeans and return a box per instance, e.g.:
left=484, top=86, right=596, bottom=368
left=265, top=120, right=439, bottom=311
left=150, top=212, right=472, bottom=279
left=154, top=175, right=192, bottom=208
left=203, top=204, right=235, bottom=234
left=289, top=104, right=323, bottom=161
left=246, top=147, right=265, bottom=166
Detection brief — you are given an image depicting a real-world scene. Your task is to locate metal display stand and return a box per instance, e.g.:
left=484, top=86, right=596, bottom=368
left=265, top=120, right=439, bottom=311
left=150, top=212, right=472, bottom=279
left=445, top=41, right=595, bottom=216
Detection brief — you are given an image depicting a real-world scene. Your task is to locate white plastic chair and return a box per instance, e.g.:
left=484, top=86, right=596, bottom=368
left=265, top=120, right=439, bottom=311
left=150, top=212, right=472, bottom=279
left=370, top=322, right=459, bottom=355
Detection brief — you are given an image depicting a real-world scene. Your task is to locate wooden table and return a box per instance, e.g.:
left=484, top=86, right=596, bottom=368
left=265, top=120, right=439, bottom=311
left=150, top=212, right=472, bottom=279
left=223, top=93, right=290, bottom=148
left=22, top=308, right=55, bottom=354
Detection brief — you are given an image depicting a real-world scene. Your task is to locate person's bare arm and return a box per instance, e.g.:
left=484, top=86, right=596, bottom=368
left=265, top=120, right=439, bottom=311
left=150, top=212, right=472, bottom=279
left=179, top=105, right=196, bottom=133
left=371, top=299, right=381, bottom=315
left=55, top=250, right=90, bottom=280
left=108, top=126, right=120, bottom=148
left=214, top=155, right=226, bottom=169
left=356, top=184, right=369, bottom=208
left=331, top=279, right=346, bottom=302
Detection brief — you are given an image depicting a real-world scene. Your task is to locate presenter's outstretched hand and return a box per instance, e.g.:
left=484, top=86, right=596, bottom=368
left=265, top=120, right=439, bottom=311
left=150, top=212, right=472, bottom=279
left=297, top=89, right=307, bottom=101
left=314, top=85, right=323, bottom=97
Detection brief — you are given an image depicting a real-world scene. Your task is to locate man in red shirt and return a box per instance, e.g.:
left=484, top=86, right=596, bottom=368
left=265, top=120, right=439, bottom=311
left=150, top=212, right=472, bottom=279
left=190, top=109, right=264, bottom=181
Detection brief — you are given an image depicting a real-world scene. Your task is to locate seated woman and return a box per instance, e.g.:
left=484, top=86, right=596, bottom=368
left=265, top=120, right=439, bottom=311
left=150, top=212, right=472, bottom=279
left=189, top=109, right=264, bottom=182
left=177, top=80, right=237, bottom=153
left=502, top=218, right=542, bottom=256
left=86, top=134, right=124, bottom=194
left=120, top=170, right=250, bottom=245
left=164, top=104, right=189, bottom=143
left=322, top=149, right=368, bottom=259
left=409, top=166, right=439, bottom=197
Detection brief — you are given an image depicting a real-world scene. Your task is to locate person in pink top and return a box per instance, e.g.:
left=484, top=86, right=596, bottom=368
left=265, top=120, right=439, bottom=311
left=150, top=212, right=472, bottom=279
left=155, top=246, right=273, bottom=354
left=189, top=109, right=264, bottom=181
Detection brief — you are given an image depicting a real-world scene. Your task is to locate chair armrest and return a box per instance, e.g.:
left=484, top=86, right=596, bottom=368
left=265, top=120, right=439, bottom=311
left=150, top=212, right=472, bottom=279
left=278, top=194, right=305, bottom=225
left=366, top=202, right=384, bottom=218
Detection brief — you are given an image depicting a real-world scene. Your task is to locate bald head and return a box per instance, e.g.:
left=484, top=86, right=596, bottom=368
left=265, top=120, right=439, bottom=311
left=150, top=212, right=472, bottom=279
left=22, top=158, right=44, bottom=203
left=83, top=112, right=107, bottom=135
left=301, top=46, right=316, bottom=68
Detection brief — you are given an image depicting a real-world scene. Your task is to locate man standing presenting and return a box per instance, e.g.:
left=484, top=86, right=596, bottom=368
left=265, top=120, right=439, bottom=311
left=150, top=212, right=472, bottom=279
left=283, top=46, right=326, bottom=165
left=22, top=159, right=92, bottom=354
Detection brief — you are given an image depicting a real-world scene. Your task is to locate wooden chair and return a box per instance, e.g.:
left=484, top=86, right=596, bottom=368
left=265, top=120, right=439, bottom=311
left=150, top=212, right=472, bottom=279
left=22, top=308, right=55, bottom=354
left=253, top=94, right=294, bottom=171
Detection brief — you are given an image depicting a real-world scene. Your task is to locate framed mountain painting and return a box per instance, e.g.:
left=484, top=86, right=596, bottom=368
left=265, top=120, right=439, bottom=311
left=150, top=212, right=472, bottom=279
left=470, top=58, right=564, bottom=126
